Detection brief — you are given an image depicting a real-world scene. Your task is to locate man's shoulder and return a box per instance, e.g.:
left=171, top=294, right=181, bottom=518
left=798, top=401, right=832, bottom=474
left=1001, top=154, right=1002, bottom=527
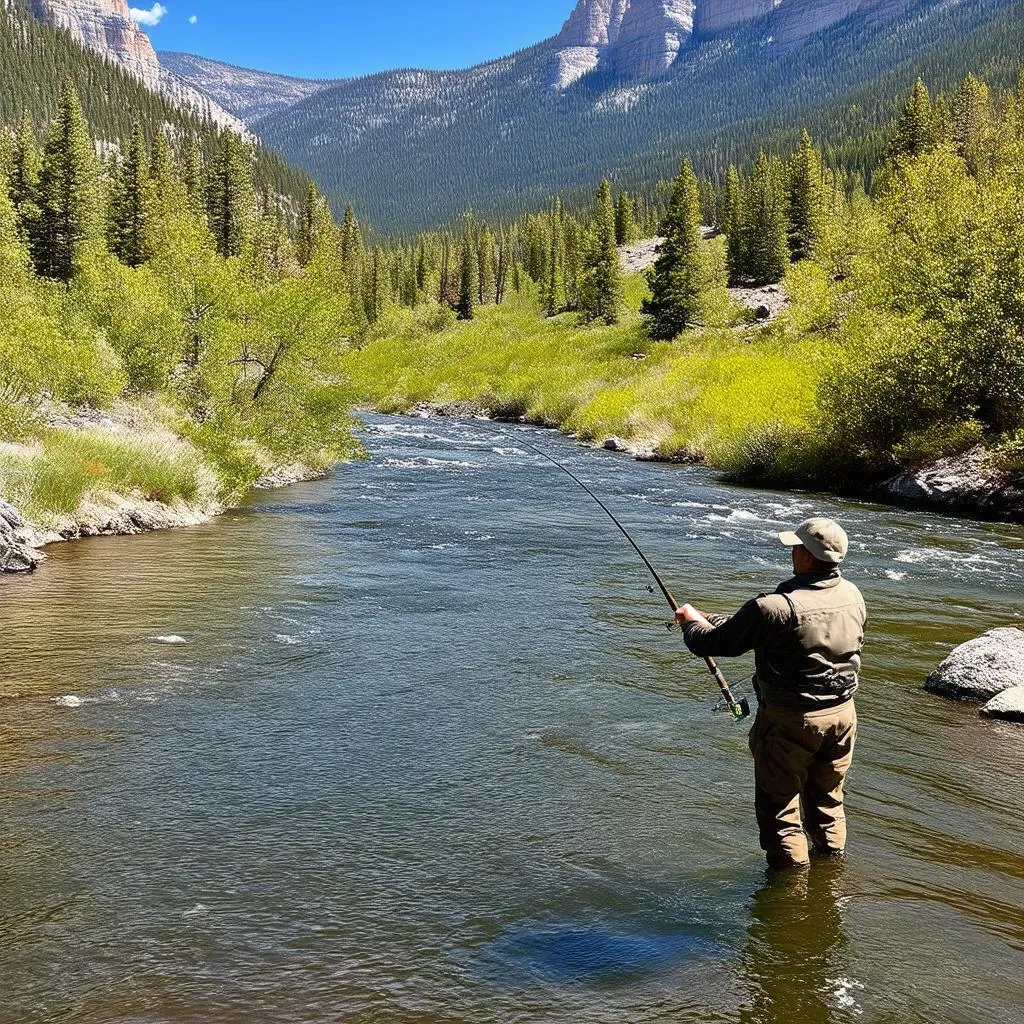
left=751, top=592, right=795, bottom=623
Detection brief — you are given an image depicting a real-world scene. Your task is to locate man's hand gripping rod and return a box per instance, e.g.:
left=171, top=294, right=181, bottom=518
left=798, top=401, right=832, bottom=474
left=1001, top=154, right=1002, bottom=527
left=523, top=441, right=751, bottom=721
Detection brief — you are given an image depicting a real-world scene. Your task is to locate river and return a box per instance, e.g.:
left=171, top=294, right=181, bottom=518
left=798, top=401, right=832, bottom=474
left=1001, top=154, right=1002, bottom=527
left=1, top=414, right=1022, bottom=1023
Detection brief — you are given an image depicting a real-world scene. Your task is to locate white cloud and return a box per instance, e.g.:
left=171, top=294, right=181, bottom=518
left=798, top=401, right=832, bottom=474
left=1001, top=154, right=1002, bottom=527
left=189, top=15, right=198, bottom=25
left=129, top=4, right=169, bottom=28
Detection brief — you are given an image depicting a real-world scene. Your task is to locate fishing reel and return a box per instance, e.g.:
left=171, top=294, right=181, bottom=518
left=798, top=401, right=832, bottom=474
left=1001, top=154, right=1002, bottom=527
left=716, top=695, right=752, bottom=721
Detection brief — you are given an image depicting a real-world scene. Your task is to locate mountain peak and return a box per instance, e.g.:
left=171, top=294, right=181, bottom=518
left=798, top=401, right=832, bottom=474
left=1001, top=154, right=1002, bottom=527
left=24, top=0, right=248, bottom=132
left=548, top=1, right=899, bottom=89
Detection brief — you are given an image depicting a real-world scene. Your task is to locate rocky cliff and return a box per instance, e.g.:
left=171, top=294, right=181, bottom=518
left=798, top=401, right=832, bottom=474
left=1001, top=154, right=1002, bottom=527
left=550, top=0, right=916, bottom=87
left=25, top=0, right=247, bottom=132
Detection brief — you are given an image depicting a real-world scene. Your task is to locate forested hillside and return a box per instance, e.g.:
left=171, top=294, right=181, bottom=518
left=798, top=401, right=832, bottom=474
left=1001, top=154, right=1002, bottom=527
left=0, top=0, right=309, bottom=206
left=257, top=0, right=1020, bottom=232
left=341, top=72, right=1024, bottom=506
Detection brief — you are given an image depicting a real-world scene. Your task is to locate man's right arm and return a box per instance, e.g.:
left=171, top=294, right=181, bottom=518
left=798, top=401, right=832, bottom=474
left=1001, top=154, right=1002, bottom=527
left=679, top=598, right=772, bottom=659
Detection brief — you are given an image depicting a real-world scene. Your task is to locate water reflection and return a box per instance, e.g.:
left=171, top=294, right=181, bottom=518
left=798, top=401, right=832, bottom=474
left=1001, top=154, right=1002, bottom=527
left=741, top=862, right=854, bottom=1024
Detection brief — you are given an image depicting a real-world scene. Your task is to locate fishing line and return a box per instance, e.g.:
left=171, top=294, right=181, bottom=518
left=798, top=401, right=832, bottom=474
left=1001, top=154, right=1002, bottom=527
left=519, top=436, right=750, bottom=721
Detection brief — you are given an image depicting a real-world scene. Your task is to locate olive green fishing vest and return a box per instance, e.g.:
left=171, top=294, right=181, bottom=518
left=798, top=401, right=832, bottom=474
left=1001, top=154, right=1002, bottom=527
left=754, top=573, right=867, bottom=710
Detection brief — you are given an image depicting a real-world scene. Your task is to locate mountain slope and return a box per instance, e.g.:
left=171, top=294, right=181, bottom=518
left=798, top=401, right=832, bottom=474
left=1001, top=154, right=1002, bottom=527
left=157, top=51, right=337, bottom=123
left=253, top=0, right=1020, bottom=231
left=0, top=0, right=310, bottom=205
left=24, top=0, right=247, bottom=132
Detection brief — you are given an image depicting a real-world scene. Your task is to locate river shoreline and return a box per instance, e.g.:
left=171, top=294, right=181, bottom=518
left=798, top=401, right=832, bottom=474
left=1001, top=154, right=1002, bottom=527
left=4, top=403, right=1022, bottom=575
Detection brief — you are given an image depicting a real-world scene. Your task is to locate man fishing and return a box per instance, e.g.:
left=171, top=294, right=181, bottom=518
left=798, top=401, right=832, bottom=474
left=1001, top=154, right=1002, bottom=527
left=675, top=518, right=867, bottom=871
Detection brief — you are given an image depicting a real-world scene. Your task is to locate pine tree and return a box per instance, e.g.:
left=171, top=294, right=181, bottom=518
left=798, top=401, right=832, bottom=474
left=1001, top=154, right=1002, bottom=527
left=108, top=123, right=153, bottom=267
left=477, top=224, right=496, bottom=305
left=724, top=164, right=744, bottom=284
left=456, top=230, right=477, bottom=320
left=614, top=191, right=637, bottom=245
left=363, top=247, right=389, bottom=324
left=495, top=226, right=511, bottom=305
left=741, top=152, right=789, bottom=285
left=953, top=74, right=993, bottom=176
left=33, top=82, right=100, bottom=282
left=180, top=137, right=205, bottom=216
left=149, top=131, right=174, bottom=187
left=787, top=130, right=825, bottom=262
left=891, top=78, right=938, bottom=159
left=545, top=197, right=566, bottom=316
left=579, top=179, right=623, bottom=325
left=207, top=132, right=254, bottom=258
left=297, top=182, right=332, bottom=267
left=9, top=113, right=41, bottom=240
left=641, top=159, right=705, bottom=340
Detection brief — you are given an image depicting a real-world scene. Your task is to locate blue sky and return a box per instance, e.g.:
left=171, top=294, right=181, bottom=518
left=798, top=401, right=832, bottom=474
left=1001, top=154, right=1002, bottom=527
left=132, top=1, right=573, bottom=79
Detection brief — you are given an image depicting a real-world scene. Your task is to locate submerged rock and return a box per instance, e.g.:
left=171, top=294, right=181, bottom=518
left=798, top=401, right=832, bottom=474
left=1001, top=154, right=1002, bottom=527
left=925, top=628, right=1024, bottom=702
left=981, top=687, right=1024, bottom=723
left=0, top=500, right=43, bottom=573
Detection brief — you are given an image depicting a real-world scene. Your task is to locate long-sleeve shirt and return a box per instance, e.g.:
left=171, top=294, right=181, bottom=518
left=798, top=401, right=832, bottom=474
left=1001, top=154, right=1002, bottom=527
left=682, top=570, right=867, bottom=709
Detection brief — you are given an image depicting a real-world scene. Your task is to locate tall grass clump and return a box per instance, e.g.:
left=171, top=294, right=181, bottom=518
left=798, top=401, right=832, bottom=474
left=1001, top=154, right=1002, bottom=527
left=0, top=429, right=205, bottom=522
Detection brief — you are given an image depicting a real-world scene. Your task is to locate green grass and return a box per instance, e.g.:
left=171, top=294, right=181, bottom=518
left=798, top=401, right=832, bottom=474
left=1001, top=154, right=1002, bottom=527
left=0, top=428, right=205, bottom=522
left=345, top=276, right=823, bottom=464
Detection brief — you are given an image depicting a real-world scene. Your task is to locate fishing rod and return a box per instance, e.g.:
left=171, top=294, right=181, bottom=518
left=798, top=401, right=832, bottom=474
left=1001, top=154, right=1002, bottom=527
left=522, top=440, right=751, bottom=721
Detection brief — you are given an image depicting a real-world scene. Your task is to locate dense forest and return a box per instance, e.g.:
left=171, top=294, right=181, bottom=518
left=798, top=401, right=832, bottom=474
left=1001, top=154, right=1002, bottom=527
left=0, top=0, right=310, bottom=208
left=1, top=5, right=1021, bottom=529
left=258, top=0, right=1021, bottom=232
left=343, top=71, right=1024, bottom=493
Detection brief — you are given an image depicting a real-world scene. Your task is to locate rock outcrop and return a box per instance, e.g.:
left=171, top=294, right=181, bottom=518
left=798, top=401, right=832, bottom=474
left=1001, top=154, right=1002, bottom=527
left=25, top=0, right=247, bottom=132
left=0, top=500, right=44, bottom=573
left=926, top=629, right=1024, bottom=722
left=880, top=447, right=1024, bottom=522
left=549, top=0, right=918, bottom=87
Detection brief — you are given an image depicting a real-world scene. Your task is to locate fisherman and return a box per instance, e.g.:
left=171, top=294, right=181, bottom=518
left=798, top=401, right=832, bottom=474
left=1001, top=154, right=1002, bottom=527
left=675, top=518, right=866, bottom=870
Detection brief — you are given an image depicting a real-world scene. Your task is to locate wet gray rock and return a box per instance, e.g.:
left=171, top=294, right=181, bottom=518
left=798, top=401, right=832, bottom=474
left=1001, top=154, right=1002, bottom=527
left=881, top=446, right=1024, bottom=521
left=0, top=500, right=43, bottom=573
left=925, top=628, right=1024, bottom=702
left=603, top=437, right=628, bottom=452
left=981, top=687, right=1024, bottom=723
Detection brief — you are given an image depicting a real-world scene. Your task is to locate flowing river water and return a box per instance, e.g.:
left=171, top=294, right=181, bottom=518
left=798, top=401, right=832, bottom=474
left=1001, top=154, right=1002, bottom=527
left=1, top=414, right=1022, bottom=1023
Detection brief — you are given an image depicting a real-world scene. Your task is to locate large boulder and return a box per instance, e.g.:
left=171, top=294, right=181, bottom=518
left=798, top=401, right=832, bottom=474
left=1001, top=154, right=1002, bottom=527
left=0, top=499, right=43, bottom=573
left=925, top=628, right=1024, bottom=701
left=981, top=687, right=1024, bottom=723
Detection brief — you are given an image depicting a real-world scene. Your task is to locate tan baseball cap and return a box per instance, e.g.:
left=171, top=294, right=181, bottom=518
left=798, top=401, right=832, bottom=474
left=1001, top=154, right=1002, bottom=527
left=778, top=517, right=849, bottom=564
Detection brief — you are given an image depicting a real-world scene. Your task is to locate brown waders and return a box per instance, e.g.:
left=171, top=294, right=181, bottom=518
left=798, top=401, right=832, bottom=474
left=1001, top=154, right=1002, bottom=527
left=748, top=700, right=857, bottom=869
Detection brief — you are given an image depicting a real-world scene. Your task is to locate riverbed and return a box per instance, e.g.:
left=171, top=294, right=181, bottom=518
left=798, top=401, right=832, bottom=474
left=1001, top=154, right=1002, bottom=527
left=2, top=414, right=1022, bottom=1023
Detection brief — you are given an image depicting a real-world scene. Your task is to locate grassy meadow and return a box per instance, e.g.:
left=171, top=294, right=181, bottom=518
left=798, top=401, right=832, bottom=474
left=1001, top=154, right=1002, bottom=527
left=345, top=273, right=827, bottom=471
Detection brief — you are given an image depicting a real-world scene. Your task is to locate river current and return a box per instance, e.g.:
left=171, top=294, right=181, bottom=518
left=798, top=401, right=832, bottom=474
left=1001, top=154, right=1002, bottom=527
left=1, top=414, right=1022, bottom=1023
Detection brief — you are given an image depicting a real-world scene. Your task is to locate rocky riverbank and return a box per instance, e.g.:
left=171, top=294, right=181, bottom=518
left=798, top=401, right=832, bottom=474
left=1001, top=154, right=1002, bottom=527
left=0, top=400, right=328, bottom=574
